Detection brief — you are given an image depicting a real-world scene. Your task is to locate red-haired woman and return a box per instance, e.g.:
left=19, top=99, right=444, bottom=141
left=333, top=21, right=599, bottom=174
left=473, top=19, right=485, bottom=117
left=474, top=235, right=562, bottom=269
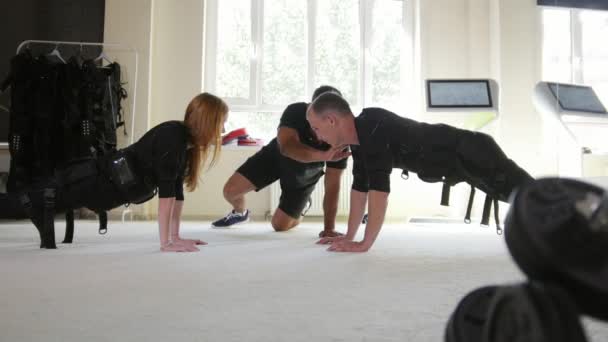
left=14, top=93, right=228, bottom=252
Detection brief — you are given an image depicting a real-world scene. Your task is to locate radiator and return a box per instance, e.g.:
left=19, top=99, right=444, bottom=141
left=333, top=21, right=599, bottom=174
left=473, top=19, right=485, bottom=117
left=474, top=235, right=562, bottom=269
left=270, top=165, right=353, bottom=217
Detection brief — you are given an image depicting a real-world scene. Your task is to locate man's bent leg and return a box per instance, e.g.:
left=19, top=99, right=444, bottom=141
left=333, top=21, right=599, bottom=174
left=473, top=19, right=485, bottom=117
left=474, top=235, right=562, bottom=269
left=215, top=142, right=281, bottom=228
left=223, top=172, right=257, bottom=213
left=272, top=182, right=317, bottom=232
left=212, top=172, right=257, bottom=228
left=271, top=208, right=301, bottom=232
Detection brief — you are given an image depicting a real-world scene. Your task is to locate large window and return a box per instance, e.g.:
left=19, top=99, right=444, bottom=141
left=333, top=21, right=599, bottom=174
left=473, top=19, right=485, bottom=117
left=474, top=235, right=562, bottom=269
left=204, top=0, right=413, bottom=142
left=542, top=8, right=608, bottom=106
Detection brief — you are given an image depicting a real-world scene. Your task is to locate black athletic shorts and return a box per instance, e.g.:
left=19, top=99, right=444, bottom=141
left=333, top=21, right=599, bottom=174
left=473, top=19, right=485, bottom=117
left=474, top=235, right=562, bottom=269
left=236, top=139, right=346, bottom=218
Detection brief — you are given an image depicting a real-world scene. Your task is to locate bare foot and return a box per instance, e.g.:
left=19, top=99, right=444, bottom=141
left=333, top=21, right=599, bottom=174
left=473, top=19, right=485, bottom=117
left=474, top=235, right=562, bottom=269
left=173, top=238, right=208, bottom=246
left=160, top=243, right=200, bottom=252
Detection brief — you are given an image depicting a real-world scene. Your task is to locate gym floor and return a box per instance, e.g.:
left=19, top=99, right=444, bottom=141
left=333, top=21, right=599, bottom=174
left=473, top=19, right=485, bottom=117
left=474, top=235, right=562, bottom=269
left=1, top=220, right=607, bottom=341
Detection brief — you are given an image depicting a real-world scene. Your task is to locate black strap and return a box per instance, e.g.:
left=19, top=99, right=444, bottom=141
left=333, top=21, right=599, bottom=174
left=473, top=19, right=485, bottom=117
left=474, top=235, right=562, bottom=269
left=465, top=186, right=476, bottom=224
left=98, top=211, right=108, bottom=235
left=0, top=75, right=11, bottom=92
left=493, top=198, right=502, bottom=235
left=20, top=193, right=43, bottom=249
left=19, top=193, right=42, bottom=232
left=481, top=194, right=492, bottom=226
left=63, top=210, right=75, bottom=243
left=42, top=188, right=57, bottom=249
left=441, top=182, right=451, bottom=206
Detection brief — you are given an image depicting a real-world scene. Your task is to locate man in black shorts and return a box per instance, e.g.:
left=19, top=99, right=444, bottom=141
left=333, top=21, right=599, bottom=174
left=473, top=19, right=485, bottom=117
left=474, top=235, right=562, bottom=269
left=212, top=86, right=350, bottom=237
left=308, top=92, right=533, bottom=252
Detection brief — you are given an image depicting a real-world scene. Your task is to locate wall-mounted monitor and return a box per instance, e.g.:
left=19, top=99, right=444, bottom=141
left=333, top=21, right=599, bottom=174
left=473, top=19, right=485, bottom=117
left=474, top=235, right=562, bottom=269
left=537, top=0, right=608, bottom=11
left=547, top=83, right=607, bottom=114
left=426, top=80, right=493, bottom=108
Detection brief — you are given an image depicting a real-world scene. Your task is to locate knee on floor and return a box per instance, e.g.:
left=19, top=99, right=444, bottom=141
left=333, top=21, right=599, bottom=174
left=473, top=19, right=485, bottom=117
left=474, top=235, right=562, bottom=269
left=271, top=218, right=298, bottom=232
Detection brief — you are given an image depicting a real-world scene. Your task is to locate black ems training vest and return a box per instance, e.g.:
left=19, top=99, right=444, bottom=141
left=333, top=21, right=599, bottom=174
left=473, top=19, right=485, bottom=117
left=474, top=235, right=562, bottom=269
left=355, top=108, right=533, bottom=232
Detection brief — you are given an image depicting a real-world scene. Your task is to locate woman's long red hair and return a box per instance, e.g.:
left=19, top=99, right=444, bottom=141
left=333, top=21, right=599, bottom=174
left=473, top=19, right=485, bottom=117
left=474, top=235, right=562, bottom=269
left=183, top=93, right=228, bottom=192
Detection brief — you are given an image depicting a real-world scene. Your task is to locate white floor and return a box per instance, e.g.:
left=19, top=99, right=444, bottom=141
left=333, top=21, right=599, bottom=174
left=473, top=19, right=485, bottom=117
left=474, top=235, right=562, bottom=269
left=0, top=219, right=606, bottom=342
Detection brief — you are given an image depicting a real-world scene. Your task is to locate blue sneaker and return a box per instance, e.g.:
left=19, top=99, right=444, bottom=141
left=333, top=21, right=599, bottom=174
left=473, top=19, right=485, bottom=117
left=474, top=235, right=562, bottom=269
left=212, top=209, right=250, bottom=228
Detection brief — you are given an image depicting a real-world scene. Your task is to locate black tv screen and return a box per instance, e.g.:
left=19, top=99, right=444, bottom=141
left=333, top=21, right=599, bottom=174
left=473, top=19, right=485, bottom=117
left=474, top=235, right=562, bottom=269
left=548, top=83, right=607, bottom=114
left=427, top=80, right=492, bottom=108
left=538, top=0, right=608, bottom=11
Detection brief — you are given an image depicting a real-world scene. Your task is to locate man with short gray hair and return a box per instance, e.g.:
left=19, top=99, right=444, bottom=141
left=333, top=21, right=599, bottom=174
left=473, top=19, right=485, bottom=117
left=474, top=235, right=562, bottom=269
left=307, top=92, right=533, bottom=252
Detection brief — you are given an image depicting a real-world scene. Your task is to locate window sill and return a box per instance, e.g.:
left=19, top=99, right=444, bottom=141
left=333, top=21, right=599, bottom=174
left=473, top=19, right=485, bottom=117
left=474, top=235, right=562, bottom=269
left=220, top=144, right=265, bottom=151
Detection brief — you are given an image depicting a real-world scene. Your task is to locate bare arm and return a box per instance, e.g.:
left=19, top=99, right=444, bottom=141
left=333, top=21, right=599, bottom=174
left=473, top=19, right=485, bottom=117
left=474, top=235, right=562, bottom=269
left=169, top=200, right=207, bottom=246
left=345, top=189, right=368, bottom=240
left=170, top=199, right=183, bottom=237
left=277, top=127, right=350, bottom=163
left=320, top=167, right=344, bottom=236
left=277, top=127, right=324, bottom=162
left=328, top=190, right=388, bottom=252
left=360, top=190, right=389, bottom=248
left=158, top=197, right=199, bottom=252
left=317, top=147, right=368, bottom=244
left=316, top=188, right=367, bottom=244
left=158, top=197, right=174, bottom=250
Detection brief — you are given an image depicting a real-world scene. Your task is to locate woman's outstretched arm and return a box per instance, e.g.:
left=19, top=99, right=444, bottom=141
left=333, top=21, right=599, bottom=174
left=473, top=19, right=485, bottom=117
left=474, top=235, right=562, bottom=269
left=169, top=199, right=207, bottom=247
left=158, top=197, right=199, bottom=252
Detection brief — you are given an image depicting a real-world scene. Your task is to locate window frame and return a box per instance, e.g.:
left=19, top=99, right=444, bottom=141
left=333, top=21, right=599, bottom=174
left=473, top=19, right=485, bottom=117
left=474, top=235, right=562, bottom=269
left=203, top=0, right=416, bottom=113
left=541, top=6, right=608, bottom=85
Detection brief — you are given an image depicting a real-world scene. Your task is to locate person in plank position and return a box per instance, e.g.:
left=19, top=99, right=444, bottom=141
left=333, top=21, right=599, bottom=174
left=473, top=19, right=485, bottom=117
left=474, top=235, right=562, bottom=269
left=306, top=92, right=533, bottom=252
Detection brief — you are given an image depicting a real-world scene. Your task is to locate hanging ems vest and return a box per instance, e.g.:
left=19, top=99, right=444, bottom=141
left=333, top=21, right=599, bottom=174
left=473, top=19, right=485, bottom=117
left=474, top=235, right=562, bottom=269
left=1, top=48, right=129, bottom=246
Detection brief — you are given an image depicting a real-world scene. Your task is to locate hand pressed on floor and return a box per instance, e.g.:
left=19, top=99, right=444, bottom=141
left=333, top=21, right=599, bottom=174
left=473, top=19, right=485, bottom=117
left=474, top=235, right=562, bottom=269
left=318, top=230, right=344, bottom=238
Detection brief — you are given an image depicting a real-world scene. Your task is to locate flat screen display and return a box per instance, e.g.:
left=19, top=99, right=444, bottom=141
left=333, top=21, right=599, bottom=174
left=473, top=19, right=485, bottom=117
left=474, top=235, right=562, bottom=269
left=427, top=80, right=493, bottom=108
left=537, top=0, right=608, bottom=11
left=548, top=83, right=607, bottom=114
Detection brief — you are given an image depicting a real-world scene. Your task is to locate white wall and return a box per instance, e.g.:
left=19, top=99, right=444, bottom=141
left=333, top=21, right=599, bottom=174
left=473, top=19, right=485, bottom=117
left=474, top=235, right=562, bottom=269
left=419, top=0, right=492, bottom=78
left=421, top=0, right=477, bottom=79
left=104, top=0, right=153, bottom=143
left=104, top=0, right=154, bottom=217
left=494, top=0, right=555, bottom=176
left=150, top=0, right=204, bottom=127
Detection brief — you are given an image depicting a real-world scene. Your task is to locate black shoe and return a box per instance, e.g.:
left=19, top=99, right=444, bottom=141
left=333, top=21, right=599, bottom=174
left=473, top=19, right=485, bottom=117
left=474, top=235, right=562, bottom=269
left=212, top=209, right=250, bottom=228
